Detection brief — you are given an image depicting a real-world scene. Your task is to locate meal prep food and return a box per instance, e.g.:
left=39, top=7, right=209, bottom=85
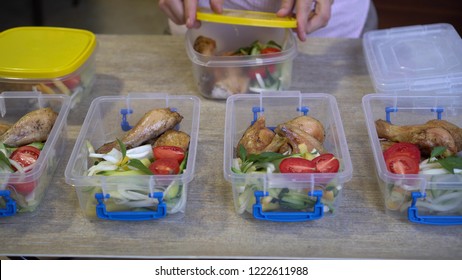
left=65, top=94, right=200, bottom=221
left=0, top=27, right=97, bottom=108
left=0, top=93, right=70, bottom=216
left=193, top=36, right=286, bottom=97
left=232, top=114, right=342, bottom=215
left=224, top=92, right=352, bottom=222
left=186, top=22, right=297, bottom=99
left=363, top=94, right=462, bottom=225
left=376, top=119, right=462, bottom=215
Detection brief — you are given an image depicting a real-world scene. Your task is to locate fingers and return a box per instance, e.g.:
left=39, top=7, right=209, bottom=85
left=293, top=0, right=332, bottom=41
left=158, top=0, right=186, bottom=25
left=158, top=0, right=201, bottom=28
left=294, top=0, right=312, bottom=41
left=210, top=0, right=224, bottom=14
left=184, top=0, right=200, bottom=28
left=305, top=0, right=331, bottom=34
left=276, top=0, right=295, bottom=17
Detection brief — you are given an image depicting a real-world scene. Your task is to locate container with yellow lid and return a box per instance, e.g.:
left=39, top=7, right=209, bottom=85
left=0, top=27, right=97, bottom=107
left=186, top=8, right=298, bottom=99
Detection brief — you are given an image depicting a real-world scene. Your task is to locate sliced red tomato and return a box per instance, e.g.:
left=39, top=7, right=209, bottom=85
left=149, top=158, right=180, bottom=175
left=10, top=146, right=41, bottom=169
left=9, top=146, right=41, bottom=195
left=279, top=157, right=316, bottom=173
left=153, top=146, right=185, bottom=163
left=63, top=76, right=81, bottom=90
left=9, top=181, right=37, bottom=196
left=261, top=47, right=281, bottom=54
left=383, top=142, right=421, bottom=162
left=312, top=153, right=340, bottom=173
left=385, top=155, right=420, bottom=174
left=248, top=64, right=276, bottom=79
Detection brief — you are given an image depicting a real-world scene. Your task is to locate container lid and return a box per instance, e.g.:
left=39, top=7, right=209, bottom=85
left=196, top=7, right=297, bottom=28
left=363, top=23, right=462, bottom=93
left=0, top=27, right=96, bottom=79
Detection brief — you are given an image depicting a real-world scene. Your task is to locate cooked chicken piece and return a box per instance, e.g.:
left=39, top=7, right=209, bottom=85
left=237, top=116, right=275, bottom=155
left=275, top=123, right=326, bottom=154
left=282, top=116, right=325, bottom=143
left=0, top=123, right=11, bottom=135
left=375, top=119, right=461, bottom=156
left=277, top=142, right=292, bottom=154
left=425, top=119, right=462, bottom=150
left=0, top=107, right=57, bottom=147
left=193, top=35, right=216, bottom=56
left=380, top=140, right=398, bottom=152
left=96, top=108, right=183, bottom=154
left=262, top=134, right=288, bottom=153
left=211, top=67, right=250, bottom=98
left=153, top=129, right=190, bottom=152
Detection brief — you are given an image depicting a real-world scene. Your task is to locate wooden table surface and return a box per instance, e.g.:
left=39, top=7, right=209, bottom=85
left=1, top=35, right=460, bottom=259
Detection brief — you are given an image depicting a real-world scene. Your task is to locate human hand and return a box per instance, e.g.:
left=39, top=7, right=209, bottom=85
left=277, top=0, right=332, bottom=41
left=158, top=0, right=224, bottom=29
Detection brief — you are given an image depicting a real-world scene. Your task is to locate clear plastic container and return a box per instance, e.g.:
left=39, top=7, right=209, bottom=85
left=0, top=92, right=70, bottom=217
left=224, top=92, right=353, bottom=222
left=185, top=21, right=297, bottom=99
left=362, top=93, right=462, bottom=225
left=0, top=27, right=97, bottom=108
left=363, top=23, right=462, bottom=93
left=64, top=93, right=200, bottom=221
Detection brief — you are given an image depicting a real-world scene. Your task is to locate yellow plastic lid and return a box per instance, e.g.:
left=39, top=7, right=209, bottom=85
left=0, top=27, right=96, bottom=79
left=196, top=7, right=297, bottom=28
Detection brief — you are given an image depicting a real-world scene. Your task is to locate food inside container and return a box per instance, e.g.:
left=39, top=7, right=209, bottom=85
left=0, top=27, right=97, bottom=108
left=185, top=12, right=297, bottom=99
left=362, top=93, right=462, bottom=225
left=65, top=94, right=200, bottom=221
left=224, top=92, right=352, bottom=222
left=0, top=92, right=70, bottom=216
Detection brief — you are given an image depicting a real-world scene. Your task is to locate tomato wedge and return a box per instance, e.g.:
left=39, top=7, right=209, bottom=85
left=153, top=146, right=185, bottom=163
left=312, top=153, right=340, bottom=173
left=9, top=146, right=41, bottom=195
left=248, top=64, right=276, bottom=79
left=385, top=155, right=419, bottom=174
left=10, top=146, right=41, bottom=169
left=261, top=47, right=281, bottom=54
left=383, top=142, right=421, bottom=162
left=149, top=158, right=180, bottom=175
left=279, top=157, right=316, bottom=173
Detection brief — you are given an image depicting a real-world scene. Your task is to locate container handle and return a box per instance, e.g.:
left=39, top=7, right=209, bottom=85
left=408, top=192, right=462, bottom=225
left=0, top=190, right=17, bottom=217
left=252, top=190, right=324, bottom=222
left=94, top=192, right=167, bottom=221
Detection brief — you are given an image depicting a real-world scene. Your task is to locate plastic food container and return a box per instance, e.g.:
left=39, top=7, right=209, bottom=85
left=0, top=92, right=70, bottom=217
left=363, top=23, right=462, bottom=94
left=0, top=27, right=97, bottom=108
left=362, top=93, right=462, bottom=225
left=224, top=92, right=353, bottom=222
left=65, top=93, right=200, bottom=221
left=185, top=9, right=297, bottom=99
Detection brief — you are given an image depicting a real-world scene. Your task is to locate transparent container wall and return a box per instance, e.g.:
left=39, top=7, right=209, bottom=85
left=224, top=92, right=352, bottom=221
left=66, top=94, right=200, bottom=221
left=363, top=93, right=462, bottom=223
left=0, top=53, right=95, bottom=109
left=0, top=93, right=69, bottom=215
left=363, top=23, right=462, bottom=93
left=186, top=22, right=297, bottom=99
